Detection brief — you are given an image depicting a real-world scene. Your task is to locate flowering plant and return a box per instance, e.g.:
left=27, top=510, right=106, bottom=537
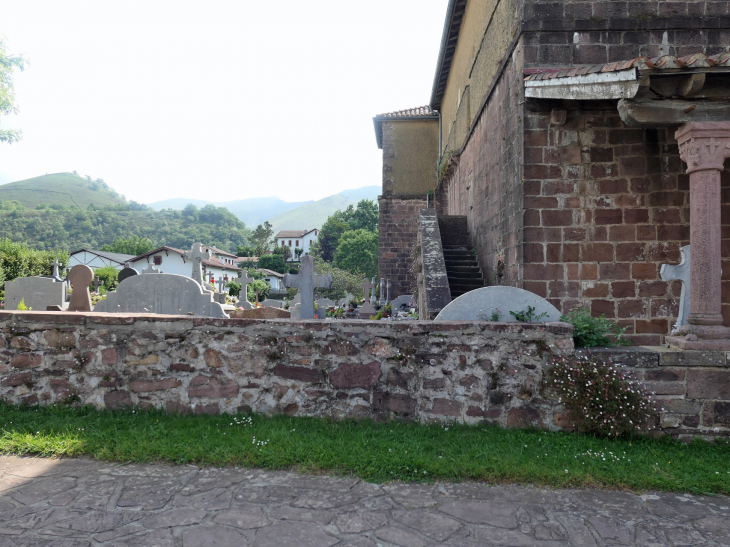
left=544, top=355, right=659, bottom=437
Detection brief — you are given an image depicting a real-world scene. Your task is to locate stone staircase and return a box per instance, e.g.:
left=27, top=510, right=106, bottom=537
left=437, top=216, right=486, bottom=300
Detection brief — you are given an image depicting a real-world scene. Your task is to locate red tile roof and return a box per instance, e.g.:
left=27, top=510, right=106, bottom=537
left=276, top=229, right=317, bottom=239
left=374, top=105, right=438, bottom=119
left=524, top=52, right=730, bottom=81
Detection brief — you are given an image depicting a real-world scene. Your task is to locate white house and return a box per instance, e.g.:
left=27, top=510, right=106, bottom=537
left=128, top=245, right=241, bottom=285
left=68, top=249, right=135, bottom=271
left=275, top=229, right=319, bottom=261
left=260, top=268, right=285, bottom=290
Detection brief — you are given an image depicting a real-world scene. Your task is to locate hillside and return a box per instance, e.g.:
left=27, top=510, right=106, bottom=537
left=148, top=196, right=311, bottom=228
left=0, top=202, right=249, bottom=253
left=267, top=186, right=381, bottom=234
left=0, top=173, right=127, bottom=209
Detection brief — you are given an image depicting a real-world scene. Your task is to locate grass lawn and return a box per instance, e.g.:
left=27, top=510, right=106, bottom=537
left=1, top=402, right=729, bottom=495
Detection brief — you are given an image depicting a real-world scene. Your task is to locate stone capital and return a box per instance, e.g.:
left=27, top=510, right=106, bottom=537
left=675, top=122, right=730, bottom=174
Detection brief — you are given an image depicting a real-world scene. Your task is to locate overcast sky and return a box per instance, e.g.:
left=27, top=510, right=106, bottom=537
left=0, top=1, right=447, bottom=204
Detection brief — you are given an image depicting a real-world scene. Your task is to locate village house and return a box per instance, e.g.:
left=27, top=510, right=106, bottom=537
left=260, top=268, right=286, bottom=290
left=128, top=245, right=241, bottom=284
left=275, top=229, right=319, bottom=261
left=375, top=0, right=730, bottom=348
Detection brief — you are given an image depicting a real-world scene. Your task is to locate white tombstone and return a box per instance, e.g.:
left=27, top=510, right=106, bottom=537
left=93, top=273, right=228, bottom=318
left=283, top=255, right=333, bottom=320
left=262, top=299, right=284, bottom=308
left=660, top=245, right=691, bottom=330
left=358, top=278, right=377, bottom=318
left=289, top=303, right=301, bottom=319
left=183, top=243, right=213, bottom=293
left=434, top=286, right=562, bottom=322
left=4, top=276, right=68, bottom=311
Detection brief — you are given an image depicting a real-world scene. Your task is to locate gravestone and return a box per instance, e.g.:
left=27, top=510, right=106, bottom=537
left=289, top=291, right=302, bottom=306
left=391, top=294, right=413, bottom=311
left=217, top=278, right=226, bottom=293
left=283, top=254, right=333, bottom=320
left=660, top=245, right=690, bottom=330
left=94, top=273, right=227, bottom=318
left=183, top=243, right=213, bottom=292
left=92, top=276, right=102, bottom=293
left=4, top=276, right=67, bottom=311
left=289, top=303, right=301, bottom=319
left=67, top=265, right=94, bottom=312
left=49, top=259, right=64, bottom=282
left=316, top=298, right=336, bottom=310
left=118, top=267, right=139, bottom=284
left=142, top=264, right=160, bottom=274
left=337, top=298, right=348, bottom=307
left=434, top=286, right=562, bottom=322
left=358, top=278, right=377, bottom=318
left=386, top=279, right=391, bottom=304
left=261, top=299, right=284, bottom=308
left=379, top=278, right=386, bottom=306
left=370, top=277, right=377, bottom=304
left=234, top=270, right=254, bottom=310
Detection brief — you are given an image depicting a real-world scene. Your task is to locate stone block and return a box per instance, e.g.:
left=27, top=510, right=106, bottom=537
left=193, top=403, right=220, bottom=415
left=50, top=379, right=73, bottom=397
left=658, top=350, right=726, bottom=368
left=101, top=348, right=118, bottom=365
left=387, top=368, right=412, bottom=389
left=507, top=407, right=542, bottom=428
left=10, top=353, right=42, bottom=369
left=228, top=308, right=290, bottom=319
left=1, top=372, right=33, bottom=387
left=643, top=381, right=685, bottom=396
left=188, top=376, right=239, bottom=398
left=44, top=330, right=76, bottom=348
left=432, top=399, right=461, bottom=416
left=687, top=370, right=730, bottom=399
left=273, top=364, right=324, bottom=383
left=131, top=378, right=182, bottom=392
left=10, top=336, right=32, bottom=349
left=373, top=391, right=416, bottom=415
left=166, top=401, right=191, bottom=414
left=329, top=362, right=381, bottom=389
left=205, top=349, right=224, bottom=369
left=104, top=390, right=133, bottom=410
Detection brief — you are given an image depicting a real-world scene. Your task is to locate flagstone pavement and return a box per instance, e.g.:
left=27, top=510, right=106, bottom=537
left=0, top=455, right=728, bottom=546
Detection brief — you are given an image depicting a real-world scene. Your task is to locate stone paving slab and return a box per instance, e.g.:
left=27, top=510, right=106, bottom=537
left=0, top=455, right=729, bottom=546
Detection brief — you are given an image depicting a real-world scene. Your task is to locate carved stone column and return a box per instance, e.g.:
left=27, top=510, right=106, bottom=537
left=667, top=122, right=730, bottom=350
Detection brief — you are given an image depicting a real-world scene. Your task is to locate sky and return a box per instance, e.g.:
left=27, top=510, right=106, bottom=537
left=0, top=1, right=447, bottom=204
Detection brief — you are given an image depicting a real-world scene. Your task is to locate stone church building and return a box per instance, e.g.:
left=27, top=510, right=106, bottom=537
left=374, top=0, right=730, bottom=348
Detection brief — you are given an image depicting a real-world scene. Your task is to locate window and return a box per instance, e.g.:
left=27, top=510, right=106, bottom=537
left=289, top=240, right=292, bottom=246
left=295, top=240, right=299, bottom=247
left=153, top=256, right=162, bottom=265
left=281, top=241, right=285, bottom=247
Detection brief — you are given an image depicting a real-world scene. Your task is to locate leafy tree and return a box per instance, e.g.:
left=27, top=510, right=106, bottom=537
left=349, top=199, right=379, bottom=232
left=250, top=222, right=274, bottom=256
left=248, top=279, right=270, bottom=302
left=0, top=37, right=27, bottom=144
left=333, top=229, right=378, bottom=279
left=294, top=247, right=304, bottom=259
left=236, top=245, right=255, bottom=257
left=257, top=254, right=287, bottom=274
left=273, top=244, right=292, bottom=262
left=313, top=258, right=366, bottom=301
left=226, top=280, right=241, bottom=297
left=101, top=235, right=155, bottom=256
left=313, top=200, right=378, bottom=262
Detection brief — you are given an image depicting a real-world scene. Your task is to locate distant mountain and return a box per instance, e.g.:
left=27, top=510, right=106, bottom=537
left=267, top=186, right=381, bottom=234
left=148, top=196, right=311, bottom=228
left=0, top=173, right=127, bottom=209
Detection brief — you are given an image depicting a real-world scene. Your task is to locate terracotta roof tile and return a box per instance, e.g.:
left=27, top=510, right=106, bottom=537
left=374, top=105, right=437, bottom=119
left=276, top=229, right=316, bottom=238
left=524, top=52, right=730, bottom=82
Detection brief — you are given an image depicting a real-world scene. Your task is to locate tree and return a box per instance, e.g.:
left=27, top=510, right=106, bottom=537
left=250, top=222, right=274, bottom=256
left=236, top=245, right=255, bottom=257
left=294, top=247, right=304, bottom=260
left=313, top=200, right=379, bottom=262
left=257, top=254, right=287, bottom=274
left=93, top=266, right=119, bottom=293
left=349, top=199, right=379, bottom=232
left=248, top=279, right=270, bottom=302
left=313, top=258, right=366, bottom=301
left=0, top=37, right=27, bottom=144
left=101, top=235, right=155, bottom=256
left=333, top=229, right=378, bottom=279
left=273, top=244, right=292, bottom=262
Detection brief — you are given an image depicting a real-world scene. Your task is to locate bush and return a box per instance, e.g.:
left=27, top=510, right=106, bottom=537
left=0, top=239, right=69, bottom=292
left=93, top=266, right=119, bottom=293
left=312, top=258, right=364, bottom=301
left=544, top=355, right=659, bottom=437
left=257, top=255, right=288, bottom=274
left=560, top=307, right=630, bottom=347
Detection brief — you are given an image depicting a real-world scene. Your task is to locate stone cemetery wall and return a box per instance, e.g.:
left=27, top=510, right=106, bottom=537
left=1, top=311, right=729, bottom=439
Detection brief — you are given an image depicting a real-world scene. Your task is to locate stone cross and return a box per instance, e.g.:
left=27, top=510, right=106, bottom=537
left=92, top=276, right=102, bottom=293
left=183, top=243, right=213, bottom=291
left=142, top=264, right=160, bottom=274
left=360, top=278, right=374, bottom=302
left=254, top=289, right=261, bottom=303
left=386, top=279, right=391, bottom=304
left=660, top=245, right=691, bottom=331
left=235, top=270, right=254, bottom=305
left=52, top=259, right=61, bottom=279
left=67, top=265, right=93, bottom=312
left=284, top=254, right=332, bottom=319
left=217, top=278, right=226, bottom=293
left=379, top=278, right=385, bottom=306
left=370, top=276, right=377, bottom=304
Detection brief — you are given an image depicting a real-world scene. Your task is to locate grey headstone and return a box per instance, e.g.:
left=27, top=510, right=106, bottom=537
left=379, top=278, right=385, bottom=306
left=660, top=245, right=690, bottom=330
left=290, top=291, right=302, bottom=306
left=142, top=264, right=160, bottom=274
left=214, top=293, right=226, bottom=304
left=118, top=267, right=139, bottom=284
left=49, top=259, right=64, bottom=282
left=316, top=298, right=336, bottom=310
left=289, top=303, right=301, bottom=319
left=67, top=265, right=94, bottom=312
left=183, top=242, right=213, bottom=293
left=434, top=286, right=562, bottom=322
left=370, top=276, right=377, bottom=304
left=262, top=299, right=284, bottom=308
left=391, top=295, right=413, bottom=311
left=283, top=255, right=332, bottom=320
left=337, top=298, right=348, bottom=307
left=386, top=279, right=391, bottom=304
left=94, top=273, right=228, bottom=318
left=4, top=276, right=67, bottom=311
left=234, top=270, right=254, bottom=306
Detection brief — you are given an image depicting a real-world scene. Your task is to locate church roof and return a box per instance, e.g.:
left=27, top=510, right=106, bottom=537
left=524, top=52, right=730, bottom=82
left=372, top=105, right=439, bottom=148
left=430, top=0, right=468, bottom=111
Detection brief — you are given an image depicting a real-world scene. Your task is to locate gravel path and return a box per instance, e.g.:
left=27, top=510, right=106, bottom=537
left=0, top=455, right=729, bottom=546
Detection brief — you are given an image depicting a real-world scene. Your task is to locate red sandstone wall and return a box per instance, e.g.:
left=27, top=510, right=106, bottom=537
left=377, top=197, right=427, bottom=298
left=521, top=110, right=730, bottom=345
left=437, top=46, right=525, bottom=287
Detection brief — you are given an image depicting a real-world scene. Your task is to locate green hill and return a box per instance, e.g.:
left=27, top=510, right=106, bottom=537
left=267, top=186, right=380, bottom=234
left=0, top=173, right=127, bottom=209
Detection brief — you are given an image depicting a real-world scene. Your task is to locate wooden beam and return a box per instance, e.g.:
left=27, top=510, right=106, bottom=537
left=618, top=99, right=730, bottom=127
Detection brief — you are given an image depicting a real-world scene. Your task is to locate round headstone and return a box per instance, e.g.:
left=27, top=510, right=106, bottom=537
left=118, top=267, right=139, bottom=284
left=434, top=286, right=562, bottom=322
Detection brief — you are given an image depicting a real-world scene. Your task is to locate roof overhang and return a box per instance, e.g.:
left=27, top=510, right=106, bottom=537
left=429, top=0, right=468, bottom=111
left=372, top=114, right=440, bottom=149
left=525, top=68, right=641, bottom=100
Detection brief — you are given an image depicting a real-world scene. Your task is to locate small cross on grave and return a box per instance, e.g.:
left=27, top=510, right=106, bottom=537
left=183, top=243, right=213, bottom=292
left=284, top=254, right=332, bottom=319
left=254, top=289, right=261, bottom=304
left=370, top=276, right=377, bottom=304
left=142, top=263, right=160, bottom=274
left=51, top=259, right=62, bottom=281
left=92, top=276, right=102, bottom=293
left=235, top=270, right=254, bottom=308
left=217, top=278, right=226, bottom=293
left=359, top=278, right=377, bottom=318
left=660, top=245, right=691, bottom=331
left=379, top=278, right=386, bottom=306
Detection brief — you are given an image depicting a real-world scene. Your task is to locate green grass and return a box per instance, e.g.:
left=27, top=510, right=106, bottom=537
left=0, top=173, right=126, bottom=209
left=1, top=402, right=729, bottom=494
